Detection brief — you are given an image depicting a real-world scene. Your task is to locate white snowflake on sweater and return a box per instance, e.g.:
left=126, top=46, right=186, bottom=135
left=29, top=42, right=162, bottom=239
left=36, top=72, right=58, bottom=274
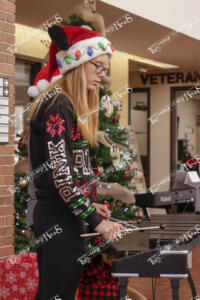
left=5, top=271, right=17, bottom=282
left=29, top=252, right=36, bottom=259
left=0, top=286, right=10, bottom=298
left=19, top=287, right=26, bottom=294
left=19, top=271, right=26, bottom=278
left=25, top=278, right=37, bottom=290
left=5, top=261, right=11, bottom=269
left=12, top=284, right=18, bottom=291
left=22, top=262, right=32, bottom=270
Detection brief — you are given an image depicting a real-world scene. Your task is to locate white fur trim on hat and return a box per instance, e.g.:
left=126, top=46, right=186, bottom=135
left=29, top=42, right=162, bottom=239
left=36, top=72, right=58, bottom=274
left=27, top=86, right=40, bottom=98
left=50, top=74, right=63, bottom=84
left=56, top=36, right=113, bottom=75
left=28, top=76, right=63, bottom=98
left=81, top=25, right=92, bottom=31
left=37, top=79, right=50, bottom=92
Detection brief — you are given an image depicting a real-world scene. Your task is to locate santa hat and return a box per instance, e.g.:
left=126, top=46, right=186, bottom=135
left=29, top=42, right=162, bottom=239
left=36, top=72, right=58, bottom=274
left=47, top=25, right=114, bottom=80
left=28, top=25, right=114, bottom=98
left=27, top=64, right=62, bottom=98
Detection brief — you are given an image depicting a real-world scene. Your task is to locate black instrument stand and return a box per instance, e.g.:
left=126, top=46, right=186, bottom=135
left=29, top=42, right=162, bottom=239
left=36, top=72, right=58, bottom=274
left=170, top=279, right=180, bottom=300
left=170, top=269, right=199, bottom=300
left=187, top=269, right=200, bottom=300
left=116, top=271, right=200, bottom=300
left=117, top=277, right=128, bottom=300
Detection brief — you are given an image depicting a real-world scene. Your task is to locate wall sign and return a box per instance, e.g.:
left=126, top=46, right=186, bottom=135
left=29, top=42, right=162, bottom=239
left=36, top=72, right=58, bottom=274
left=140, top=71, right=200, bottom=85
left=0, top=77, right=9, bottom=144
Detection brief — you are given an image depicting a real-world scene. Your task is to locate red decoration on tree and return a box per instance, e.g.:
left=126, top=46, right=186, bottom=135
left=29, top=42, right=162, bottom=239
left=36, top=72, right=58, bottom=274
left=126, top=165, right=131, bottom=171
left=115, top=200, right=122, bottom=207
left=111, top=115, right=120, bottom=124
left=125, top=173, right=130, bottom=178
left=18, top=142, right=24, bottom=149
left=93, top=164, right=104, bottom=176
left=103, top=202, right=111, bottom=209
left=186, top=158, right=198, bottom=170
left=46, top=113, right=65, bottom=138
left=115, top=115, right=120, bottom=123
left=94, top=237, right=102, bottom=245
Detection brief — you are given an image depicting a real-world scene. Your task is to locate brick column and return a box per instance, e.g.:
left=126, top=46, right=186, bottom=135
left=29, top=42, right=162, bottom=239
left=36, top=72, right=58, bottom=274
left=0, top=0, right=16, bottom=260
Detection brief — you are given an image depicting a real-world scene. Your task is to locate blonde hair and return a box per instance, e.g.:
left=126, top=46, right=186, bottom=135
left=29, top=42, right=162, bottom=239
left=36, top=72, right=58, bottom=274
left=28, top=63, right=99, bottom=147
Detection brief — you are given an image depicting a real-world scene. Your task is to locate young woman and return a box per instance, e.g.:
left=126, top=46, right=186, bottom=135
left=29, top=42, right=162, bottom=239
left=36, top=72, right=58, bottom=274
left=27, top=25, right=124, bottom=300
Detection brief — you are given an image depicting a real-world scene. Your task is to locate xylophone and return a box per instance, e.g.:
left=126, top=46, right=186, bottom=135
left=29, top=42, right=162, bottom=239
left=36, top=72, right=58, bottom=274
left=110, top=215, right=200, bottom=300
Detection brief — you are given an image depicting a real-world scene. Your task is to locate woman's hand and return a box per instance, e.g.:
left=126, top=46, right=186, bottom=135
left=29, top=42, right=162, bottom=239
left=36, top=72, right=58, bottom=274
left=94, top=219, right=124, bottom=240
left=92, top=203, right=110, bottom=219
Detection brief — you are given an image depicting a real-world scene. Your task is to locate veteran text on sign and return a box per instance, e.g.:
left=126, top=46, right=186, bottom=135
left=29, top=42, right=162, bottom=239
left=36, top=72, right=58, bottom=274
left=140, top=71, right=200, bottom=85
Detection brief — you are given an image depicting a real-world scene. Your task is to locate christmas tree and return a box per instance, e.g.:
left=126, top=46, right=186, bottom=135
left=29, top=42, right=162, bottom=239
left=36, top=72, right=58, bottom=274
left=14, top=134, right=34, bottom=252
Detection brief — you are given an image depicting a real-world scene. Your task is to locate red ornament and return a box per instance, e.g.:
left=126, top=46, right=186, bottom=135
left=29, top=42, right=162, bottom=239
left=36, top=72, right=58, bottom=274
left=46, top=113, right=65, bottom=138
left=125, top=173, right=130, bottom=178
left=110, top=45, right=114, bottom=52
left=115, top=200, right=122, bottom=207
left=126, top=165, right=131, bottom=171
left=75, top=50, right=81, bottom=59
left=94, top=164, right=104, bottom=176
left=112, top=115, right=120, bottom=124
left=103, top=202, right=111, bottom=209
left=18, top=142, right=23, bottom=149
left=186, top=158, right=198, bottom=170
left=94, top=237, right=101, bottom=245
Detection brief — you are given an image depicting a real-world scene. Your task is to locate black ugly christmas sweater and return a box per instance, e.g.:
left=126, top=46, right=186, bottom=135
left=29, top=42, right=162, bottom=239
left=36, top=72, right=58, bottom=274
left=29, top=93, right=103, bottom=230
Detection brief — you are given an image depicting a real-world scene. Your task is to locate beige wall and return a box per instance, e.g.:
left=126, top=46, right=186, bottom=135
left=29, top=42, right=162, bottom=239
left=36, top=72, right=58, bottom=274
left=110, top=50, right=129, bottom=126
left=16, top=23, right=49, bottom=60
left=110, top=50, right=200, bottom=190
left=130, top=69, right=200, bottom=190
left=177, top=98, right=200, bottom=155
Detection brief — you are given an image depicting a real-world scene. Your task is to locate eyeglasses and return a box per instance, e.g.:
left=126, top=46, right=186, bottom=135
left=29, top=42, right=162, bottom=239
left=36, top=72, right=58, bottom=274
left=89, top=61, right=110, bottom=76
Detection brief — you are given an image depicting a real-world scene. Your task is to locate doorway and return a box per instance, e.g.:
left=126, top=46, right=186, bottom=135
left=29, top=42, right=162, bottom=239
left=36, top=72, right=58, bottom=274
left=128, top=88, right=150, bottom=188
left=171, top=86, right=200, bottom=177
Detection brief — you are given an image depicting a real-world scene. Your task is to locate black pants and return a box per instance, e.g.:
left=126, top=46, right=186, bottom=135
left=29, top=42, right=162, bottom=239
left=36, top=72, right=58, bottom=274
left=33, top=195, right=86, bottom=300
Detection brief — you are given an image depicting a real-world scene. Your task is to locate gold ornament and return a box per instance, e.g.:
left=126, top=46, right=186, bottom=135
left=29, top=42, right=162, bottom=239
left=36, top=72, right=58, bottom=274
left=19, top=178, right=28, bottom=187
